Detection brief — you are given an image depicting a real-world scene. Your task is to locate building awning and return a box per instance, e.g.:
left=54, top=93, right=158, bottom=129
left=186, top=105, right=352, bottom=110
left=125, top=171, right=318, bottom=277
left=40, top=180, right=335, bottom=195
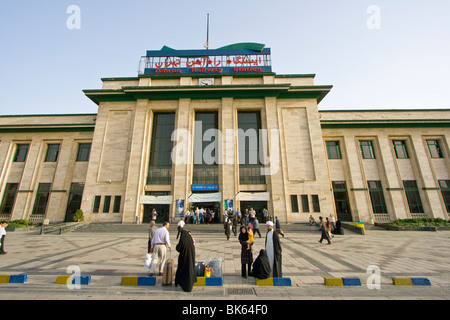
left=189, top=192, right=222, bottom=203
left=236, top=192, right=271, bottom=201
left=140, top=195, right=173, bottom=205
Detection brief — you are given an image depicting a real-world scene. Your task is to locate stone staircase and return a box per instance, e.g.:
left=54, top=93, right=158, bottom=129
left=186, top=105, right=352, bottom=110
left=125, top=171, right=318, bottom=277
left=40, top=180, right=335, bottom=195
left=73, top=222, right=321, bottom=234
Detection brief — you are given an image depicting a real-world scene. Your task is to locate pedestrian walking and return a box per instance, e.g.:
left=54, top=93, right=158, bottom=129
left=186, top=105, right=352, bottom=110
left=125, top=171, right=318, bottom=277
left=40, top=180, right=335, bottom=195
left=263, top=208, right=268, bottom=223
left=275, top=216, right=284, bottom=238
left=148, top=221, right=172, bottom=276
left=265, top=221, right=282, bottom=277
left=232, top=215, right=238, bottom=236
left=0, top=221, right=8, bottom=254
left=151, top=208, right=157, bottom=222
left=253, top=218, right=261, bottom=238
left=224, top=216, right=232, bottom=240
left=147, top=220, right=157, bottom=253
left=318, top=216, right=331, bottom=244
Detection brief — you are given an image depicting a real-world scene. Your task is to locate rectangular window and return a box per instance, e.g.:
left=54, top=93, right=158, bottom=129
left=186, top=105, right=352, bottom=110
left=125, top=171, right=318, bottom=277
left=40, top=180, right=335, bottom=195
left=45, top=144, right=60, bottom=162
left=0, top=183, right=19, bottom=215
left=76, top=143, right=91, bottom=161
left=360, top=141, right=375, bottom=159
left=14, top=144, right=29, bottom=162
left=147, top=113, right=175, bottom=185
left=368, top=180, right=388, bottom=214
left=32, top=183, right=51, bottom=215
left=326, top=141, right=341, bottom=159
left=403, top=180, right=424, bottom=213
left=393, top=140, right=409, bottom=159
left=103, top=195, right=111, bottom=213
left=238, top=111, right=265, bottom=185
left=438, top=180, right=450, bottom=213
left=427, top=140, right=443, bottom=158
left=113, top=196, right=121, bottom=213
left=93, top=196, right=101, bottom=213
left=301, top=195, right=309, bottom=212
left=291, top=195, right=299, bottom=213
left=193, top=112, right=219, bottom=185
left=312, top=194, right=321, bottom=212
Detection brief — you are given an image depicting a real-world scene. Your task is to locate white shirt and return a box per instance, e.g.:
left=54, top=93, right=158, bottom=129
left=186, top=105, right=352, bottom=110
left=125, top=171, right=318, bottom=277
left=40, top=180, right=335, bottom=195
left=178, top=220, right=185, bottom=228
left=150, top=227, right=171, bottom=248
left=0, top=227, right=6, bottom=237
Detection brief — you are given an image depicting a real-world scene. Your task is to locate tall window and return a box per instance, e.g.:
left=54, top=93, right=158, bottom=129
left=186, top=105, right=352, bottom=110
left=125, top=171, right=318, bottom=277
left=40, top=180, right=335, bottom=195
left=45, top=144, right=60, bottom=162
left=438, top=180, right=450, bottom=213
left=360, top=141, right=375, bottom=159
left=147, top=113, right=175, bottom=185
left=427, top=140, right=443, bottom=158
left=93, top=196, right=101, bottom=213
left=368, top=181, right=388, bottom=214
left=76, top=143, right=91, bottom=161
left=291, top=195, right=299, bottom=213
left=14, top=144, right=29, bottom=162
left=312, top=194, right=321, bottom=212
left=0, top=183, right=19, bottom=215
left=301, top=195, right=309, bottom=212
left=193, top=112, right=219, bottom=185
left=326, top=141, right=341, bottom=159
left=403, top=180, right=424, bottom=213
left=113, top=196, right=121, bottom=213
left=103, top=195, right=111, bottom=213
left=238, top=111, right=265, bottom=184
left=32, top=183, right=51, bottom=215
left=393, top=140, right=409, bottom=159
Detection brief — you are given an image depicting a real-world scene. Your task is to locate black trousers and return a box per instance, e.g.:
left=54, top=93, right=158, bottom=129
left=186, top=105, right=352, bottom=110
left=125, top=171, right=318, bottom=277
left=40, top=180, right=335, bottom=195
left=319, top=230, right=331, bottom=244
left=0, top=235, right=5, bottom=252
left=241, top=263, right=252, bottom=277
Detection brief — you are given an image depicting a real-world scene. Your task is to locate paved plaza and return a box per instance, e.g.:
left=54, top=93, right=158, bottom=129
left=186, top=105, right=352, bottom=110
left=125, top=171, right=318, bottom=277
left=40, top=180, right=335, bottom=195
left=0, top=223, right=449, bottom=301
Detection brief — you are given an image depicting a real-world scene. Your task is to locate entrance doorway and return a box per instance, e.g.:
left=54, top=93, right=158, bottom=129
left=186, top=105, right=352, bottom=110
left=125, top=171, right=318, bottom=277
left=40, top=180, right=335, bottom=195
left=143, top=204, right=170, bottom=224
left=239, top=201, right=268, bottom=222
left=332, top=181, right=352, bottom=222
left=189, top=202, right=221, bottom=223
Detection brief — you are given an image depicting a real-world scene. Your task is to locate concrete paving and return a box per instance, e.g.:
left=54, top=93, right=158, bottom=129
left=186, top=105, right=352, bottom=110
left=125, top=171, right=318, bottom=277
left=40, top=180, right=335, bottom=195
left=0, top=223, right=449, bottom=301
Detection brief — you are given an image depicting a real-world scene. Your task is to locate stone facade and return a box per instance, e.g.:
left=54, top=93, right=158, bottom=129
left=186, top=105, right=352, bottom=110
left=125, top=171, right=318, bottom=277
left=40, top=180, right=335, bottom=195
left=1, top=73, right=449, bottom=225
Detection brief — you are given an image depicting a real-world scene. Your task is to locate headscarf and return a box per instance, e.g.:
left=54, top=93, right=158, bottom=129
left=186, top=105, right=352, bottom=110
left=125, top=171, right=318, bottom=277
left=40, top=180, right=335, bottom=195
left=238, top=226, right=249, bottom=244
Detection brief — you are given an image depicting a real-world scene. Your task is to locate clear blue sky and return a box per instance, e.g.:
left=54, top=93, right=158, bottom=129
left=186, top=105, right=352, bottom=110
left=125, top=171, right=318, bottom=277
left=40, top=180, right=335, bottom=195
left=0, top=0, right=449, bottom=115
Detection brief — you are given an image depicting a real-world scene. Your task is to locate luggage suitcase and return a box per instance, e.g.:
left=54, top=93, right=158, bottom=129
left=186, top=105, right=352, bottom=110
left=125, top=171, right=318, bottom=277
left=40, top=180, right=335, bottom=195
left=162, top=250, right=174, bottom=286
left=195, top=262, right=205, bottom=276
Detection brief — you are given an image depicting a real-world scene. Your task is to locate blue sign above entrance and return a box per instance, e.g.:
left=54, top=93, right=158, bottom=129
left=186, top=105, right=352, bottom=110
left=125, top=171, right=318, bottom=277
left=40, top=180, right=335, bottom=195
left=139, top=43, right=272, bottom=75
left=191, top=184, right=219, bottom=191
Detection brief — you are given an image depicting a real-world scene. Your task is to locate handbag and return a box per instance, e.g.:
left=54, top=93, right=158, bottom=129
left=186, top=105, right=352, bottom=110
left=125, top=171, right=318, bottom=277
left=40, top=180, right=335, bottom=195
left=143, top=253, right=153, bottom=270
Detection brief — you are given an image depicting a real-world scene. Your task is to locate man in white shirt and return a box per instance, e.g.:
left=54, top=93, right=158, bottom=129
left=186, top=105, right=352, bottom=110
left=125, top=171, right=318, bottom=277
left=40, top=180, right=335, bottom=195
left=0, top=221, right=8, bottom=254
left=149, top=221, right=171, bottom=276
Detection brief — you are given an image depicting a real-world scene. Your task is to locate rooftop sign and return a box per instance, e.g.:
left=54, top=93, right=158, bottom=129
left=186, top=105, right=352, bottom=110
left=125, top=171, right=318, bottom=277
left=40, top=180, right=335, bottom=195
left=139, top=43, right=272, bottom=75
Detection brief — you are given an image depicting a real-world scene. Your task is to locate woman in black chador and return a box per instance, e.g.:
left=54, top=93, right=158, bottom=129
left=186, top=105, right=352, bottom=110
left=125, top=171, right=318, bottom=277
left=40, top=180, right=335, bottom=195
left=175, top=229, right=197, bottom=292
left=252, top=249, right=271, bottom=279
left=238, top=226, right=253, bottom=278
